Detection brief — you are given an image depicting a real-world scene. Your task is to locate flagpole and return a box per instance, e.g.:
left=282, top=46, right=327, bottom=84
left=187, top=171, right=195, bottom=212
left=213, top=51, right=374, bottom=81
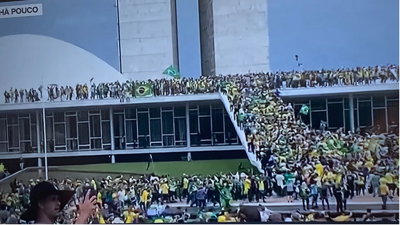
left=42, top=107, right=49, bottom=181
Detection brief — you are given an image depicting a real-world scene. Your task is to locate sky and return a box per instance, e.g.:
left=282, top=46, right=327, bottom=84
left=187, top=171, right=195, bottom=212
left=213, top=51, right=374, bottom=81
left=0, top=0, right=398, bottom=77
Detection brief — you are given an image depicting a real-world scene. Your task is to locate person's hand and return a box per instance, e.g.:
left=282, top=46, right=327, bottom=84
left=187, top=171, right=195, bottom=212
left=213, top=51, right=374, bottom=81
left=75, top=190, right=97, bottom=224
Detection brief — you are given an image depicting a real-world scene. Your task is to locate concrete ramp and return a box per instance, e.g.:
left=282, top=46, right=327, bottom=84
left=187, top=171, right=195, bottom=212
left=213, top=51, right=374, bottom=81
left=219, top=92, right=263, bottom=173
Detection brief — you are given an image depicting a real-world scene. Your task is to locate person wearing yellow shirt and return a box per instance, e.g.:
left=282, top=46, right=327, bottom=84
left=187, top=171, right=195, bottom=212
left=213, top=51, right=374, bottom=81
left=365, top=161, right=374, bottom=171
left=258, top=179, right=265, bottom=203
left=91, top=178, right=97, bottom=191
left=315, top=162, right=323, bottom=178
left=140, top=188, right=149, bottom=211
left=0, top=163, right=4, bottom=173
left=97, top=192, right=102, bottom=208
left=123, top=207, right=138, bottom=224
left=385, top=172, right=396, bottom=196
left=379, top=180, right=390, bottom=210
left=161, top=180, right=170, bottom=203
left=244, top=177, right=251, bottom=195
left=355, top=174, right=365, bottom=196
left=182, top=175, right=189, bottom=199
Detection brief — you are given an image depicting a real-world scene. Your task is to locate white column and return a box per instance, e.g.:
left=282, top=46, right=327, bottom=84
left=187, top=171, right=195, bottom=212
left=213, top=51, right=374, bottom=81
left=349, top=94, right=355, bottom=133
left=185, top=103, right=191, bottom=148
left=109, top=107, right=115, bottom=163
left=38, top=158, right=42, bottom=167
left=42, top=108, right=48, bottom=180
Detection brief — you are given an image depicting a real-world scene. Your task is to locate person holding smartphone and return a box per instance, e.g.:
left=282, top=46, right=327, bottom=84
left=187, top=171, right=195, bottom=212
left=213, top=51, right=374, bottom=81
left=20, top=181, right=97, bottom=224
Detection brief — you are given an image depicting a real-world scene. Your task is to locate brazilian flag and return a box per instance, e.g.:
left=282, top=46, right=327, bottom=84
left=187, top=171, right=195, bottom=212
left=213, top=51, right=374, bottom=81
left=163, top=65, right=181, bottom=79
left=299, top=104, right=309, bottom=115
left=135, top=83, right=152, bottom=97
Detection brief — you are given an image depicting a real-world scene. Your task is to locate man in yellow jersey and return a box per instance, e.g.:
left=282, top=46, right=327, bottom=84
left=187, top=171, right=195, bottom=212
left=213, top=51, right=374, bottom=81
left=123, top=206, right=138, bottom=224
left=182, top=174, right=189, bottom=200
left=140, top=187, right=149, bottom=211
left=385, top=171, right=396, bottom=196
left=379, top=177, right=390, bottom=210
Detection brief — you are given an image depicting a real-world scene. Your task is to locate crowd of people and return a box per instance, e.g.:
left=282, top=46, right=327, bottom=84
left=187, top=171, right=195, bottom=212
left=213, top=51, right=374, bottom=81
left=0, top=64, right=398, bottom=223
left=0, top=170, right=398, bottom=224
left=2, top=65, right=399, bottom=104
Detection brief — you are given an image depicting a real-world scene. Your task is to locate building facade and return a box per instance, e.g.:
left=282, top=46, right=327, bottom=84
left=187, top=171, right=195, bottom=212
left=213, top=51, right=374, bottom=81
left=199, top=0, right=270, bottom=76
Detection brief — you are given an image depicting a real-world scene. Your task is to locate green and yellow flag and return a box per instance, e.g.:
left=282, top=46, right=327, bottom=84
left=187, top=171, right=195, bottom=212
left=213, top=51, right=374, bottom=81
left=163, top=65, right=181, bottom=79
left=135, top=83, right=152, bottom=97
left=300, top=104, right=309, bottom=115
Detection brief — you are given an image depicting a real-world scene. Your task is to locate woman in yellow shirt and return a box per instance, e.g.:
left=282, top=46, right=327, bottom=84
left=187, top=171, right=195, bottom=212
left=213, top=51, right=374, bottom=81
left=355, top=174, right=365, bottom=196
left=161, top=181, right=170, bottom=203
left=140, top=189, right=149, bottom=211
left=379, top=181, right=390, bottom=210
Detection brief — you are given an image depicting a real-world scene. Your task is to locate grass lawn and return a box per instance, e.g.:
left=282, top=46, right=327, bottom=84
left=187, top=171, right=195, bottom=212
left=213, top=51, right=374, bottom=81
left=59, top=158, right=254, bottom=178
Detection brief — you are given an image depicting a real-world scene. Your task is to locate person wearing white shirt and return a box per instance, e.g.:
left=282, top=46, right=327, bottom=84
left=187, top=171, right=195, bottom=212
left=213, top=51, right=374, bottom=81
left=275, top=173, right=285, bottom=196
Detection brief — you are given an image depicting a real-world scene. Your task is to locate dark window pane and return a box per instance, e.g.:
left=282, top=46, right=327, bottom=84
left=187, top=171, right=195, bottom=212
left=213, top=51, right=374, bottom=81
left=90, top=115, right=101, bottom=137
left=189, top=104, right=197, bottom=110
left=344, top=98, right=349, bottom=109
left=373, top=96, right=385, bottom=108
left=344, top=110, right=350, bottom=132
left=0, top=143, right=7, bottom=152
left=137, top=108, right=148, bottom=112
left=54, top=124, right=66, bottom=146
left=53, top=112, right=64, bottom=123
left=31, top=125, right=37, bottom=147
left=78, top=111, right=88, bottom=121
left=327, top=103, right=344, bottom=128
left=91, top=139, right=101, bottom=149
left=311, top=111, right=326, bottom=129
left=125, top=108, right=136, bottom=119
left=199, top=117, right=211, bottom=139
left=387, top=100, right=399, bottom=126
left=102, top=122, right=111, bottom=144
left=150, top=119, right=162, bottom=142
left=46, top=117, right=53, bottom=140
left=354, top=98, right=358, bottom=109
left=149, top=108, right=161, bottom=118
left=189, top=110, right=198, bottom=133
left=30, top=113, right=36, bottom=124
left=138, top=113, right=149, bottom=135
left=327, top=98, right=343, bottom=103
left=0, top=120, right=7, bottom=141
left=163, top=136, right=174, bottom=146
left=101, top=110, right=110, bottom=121
left=78, top=123, right=89, bottom=145
left=199, top=105, right=210, bottom=115
left=19, top=118, right=31, bottom=141
left=386, top=93, right=399, bottom=101
left=162, top=112, right=174, bottom=135
left=212, top=108, right=224, bottom=132
left=162, top=107, right=173, bottom=111
left=358, top=96, right=371, bottom=101
left=66, top=116, right=77, bottom=138
left=113, top=114, right=125, bottom=137
left=174, top=106, right=186, bottom=117
left=125, top=120, right=137, bottom=143
left=354, top=109, right=358, bottom=130
left=7, top=114, right=18, bottom=125
left=358, top=102, right=372, bottom=127
left=8, top=126, right=19, bottom=148
left=373, top=109, right=387, bottom=133
left=174, top=118, right=187, bottom=141
left=311, top=99, right=326, bottom=110
left=224, top=115, right=237, bottom=141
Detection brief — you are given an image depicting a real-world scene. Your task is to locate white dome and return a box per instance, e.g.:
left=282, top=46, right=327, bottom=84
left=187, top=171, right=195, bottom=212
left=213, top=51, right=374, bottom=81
left=0, top=34, right=127, bottom=93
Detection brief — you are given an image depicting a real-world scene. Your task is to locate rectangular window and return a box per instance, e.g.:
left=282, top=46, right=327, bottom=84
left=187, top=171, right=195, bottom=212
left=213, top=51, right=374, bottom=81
left=66, top=116, right=77, bottom=138
left=78, top=123, right=89, bottom=145
left=78, top=111, right=89, bottom=121
left=0, top=120, right=6, bottom=142
left=101, top=109, right=110, bottom=121
left=90, top=139, right=101, bottom=149
left=150, top=119, right=162, bottom=142
left=53, top=112, right=65, bottom=123
left=354, top=109, right=358, bottom=130
left=174, top=118, right=187, bottom=141
left=189, top=110, right=198, bottom=133
left=163, top=135, right=174, bottom=147
left=199, top=105, right=211, bottom=116
left=125, top=120, right=137, bottom=143
left=212, top=108, right=224, bottom=132
left=311, top=111, right=327, bottom=129
left=125, top=108, right=136, bottom=119
left=311, top=99, right=326, bottom=110
left=46, top=117, right=53, bottom=140
left=7, top=114, right=18, bottom=125
left=113, top=114, right=125, bottom=137
left=19, top=118, right=31, bottom=141
left=373, top=96, right=386, bottom=108
left=8, top=126, right=19, bottom=148
left=90, top=115, right=101, bottom=137
left=162, top=112, right=174, bottom=135
left=30, top=113, right=36, bottom=124
left=358, top=102, right=372, bottom=127
left=327, top=103, right=344, bottom=128
left=54, top=123, right=66, bottom=146
left=101, top=121, right=111, bottom=144
left=373, top=109, right=387, bottom=133
left=174, top=106, right=186, bottom=117
left=199, top=117, right=211, bottom=140
left=149, top=108, right=161, bottom=118
left=344, top=110, right=350, bottom=132
left=138, top=113, right=149, bottom=135
left=387, top=100, right=399, bottom=126
left=0, top=143, right=7, bottom=152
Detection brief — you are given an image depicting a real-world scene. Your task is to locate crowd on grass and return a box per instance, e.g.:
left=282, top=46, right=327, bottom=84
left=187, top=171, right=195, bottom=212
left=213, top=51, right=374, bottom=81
left=0, top=65, right=398, bottom=223
left=3, top=65, right=399, bottom=103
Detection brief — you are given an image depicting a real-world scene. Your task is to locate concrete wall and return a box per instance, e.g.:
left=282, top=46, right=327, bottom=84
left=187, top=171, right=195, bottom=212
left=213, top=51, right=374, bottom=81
left=200, top=0, right=270, bottom=75
left=198, top=0, right=216, bottom=76
left=118, top=0, right=179, bottom=80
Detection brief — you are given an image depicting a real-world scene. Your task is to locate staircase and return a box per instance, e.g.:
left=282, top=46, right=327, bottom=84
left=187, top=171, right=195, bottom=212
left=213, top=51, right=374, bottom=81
left=219, top=92, right=263, bottom=173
